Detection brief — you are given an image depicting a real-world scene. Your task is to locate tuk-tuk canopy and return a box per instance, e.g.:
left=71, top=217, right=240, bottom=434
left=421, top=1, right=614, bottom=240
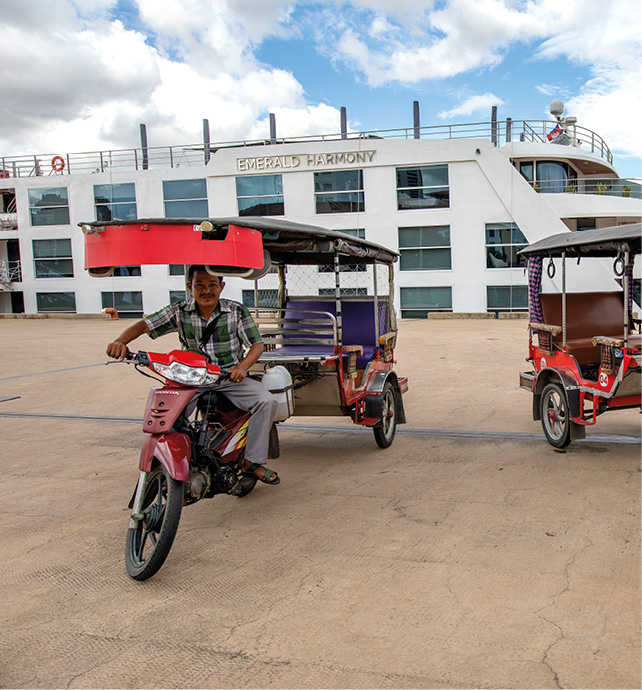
left=518, top=223, right=641, bottom=259
left=80, top=217, right=399, bottom=267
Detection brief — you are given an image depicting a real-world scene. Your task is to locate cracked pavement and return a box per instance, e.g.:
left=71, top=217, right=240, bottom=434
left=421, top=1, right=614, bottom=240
left=0, top=318, right=640, bottom=689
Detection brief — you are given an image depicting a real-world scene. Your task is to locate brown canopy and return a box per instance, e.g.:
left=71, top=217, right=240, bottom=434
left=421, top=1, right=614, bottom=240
left=518, top=223, right=641, bottom=258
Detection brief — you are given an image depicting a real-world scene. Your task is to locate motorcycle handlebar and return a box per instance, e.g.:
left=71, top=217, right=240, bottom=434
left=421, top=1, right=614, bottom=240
left=124, top=350, right=149, bottom=366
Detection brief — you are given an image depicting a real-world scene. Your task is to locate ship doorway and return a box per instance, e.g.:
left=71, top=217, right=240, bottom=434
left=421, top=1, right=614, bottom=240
left=11, top=291, right=24, bottom=313
left=0, top=239, right=23, bottom=312
left=7, top=238, right=20, bottom=268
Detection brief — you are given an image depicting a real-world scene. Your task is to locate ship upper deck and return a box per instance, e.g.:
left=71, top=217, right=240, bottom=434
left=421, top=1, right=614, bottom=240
left=0, top=118, right=616, bottom=180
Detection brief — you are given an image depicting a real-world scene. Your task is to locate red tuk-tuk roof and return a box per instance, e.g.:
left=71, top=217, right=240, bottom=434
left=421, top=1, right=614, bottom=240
left=81, top=219, right=265, bottom=270
left=80, top=217, right=399, bottom=268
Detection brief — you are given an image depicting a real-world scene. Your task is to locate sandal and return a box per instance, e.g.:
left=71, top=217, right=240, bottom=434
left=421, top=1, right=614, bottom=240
left=242, top=462, right=280, bottom=485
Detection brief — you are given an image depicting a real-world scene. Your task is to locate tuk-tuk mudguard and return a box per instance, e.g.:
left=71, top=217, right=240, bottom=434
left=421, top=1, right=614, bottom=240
left=533, top=368, right=587, bottom=440
left=533, top=367, right=582, bottom=420
left=363, top=370, right=407, bottom=425
left=139, top=432, right=191, bottom=481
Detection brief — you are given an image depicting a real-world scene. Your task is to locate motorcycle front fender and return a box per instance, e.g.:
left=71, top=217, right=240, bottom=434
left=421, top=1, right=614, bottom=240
left=139, top=432, right=191, bottom=481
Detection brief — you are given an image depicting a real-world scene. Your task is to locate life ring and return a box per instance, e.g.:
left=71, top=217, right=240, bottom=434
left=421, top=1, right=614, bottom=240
left=51, top=155, right=65, bottom=172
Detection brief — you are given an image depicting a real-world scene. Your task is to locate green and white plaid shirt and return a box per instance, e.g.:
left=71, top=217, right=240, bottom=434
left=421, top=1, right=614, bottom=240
left=144, top=298, right=263, bottom=368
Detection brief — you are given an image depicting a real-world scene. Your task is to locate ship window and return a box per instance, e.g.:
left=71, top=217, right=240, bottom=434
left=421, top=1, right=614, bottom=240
left=519, top=161, right=577, bottom=193
left=396, top=165, right=449, bottom=210
left=487, top=286, right=528, bottom=312
left=94, top=183, right=137, bottom=221
left=36, top=292, right=76, bottom=313
left=163, top=178, right=208, bottom=217
left=101, top=291, right=143, bottom=318
left=112, top=266, right=142, bottom=276
left=236, top=175, right=284, bottom=216
left=399, top=226, right=451, bottom=271
left=170, top=290, right=187, bottom=304
left=576, top=218, right=596, bottom=232
left=519, top=162, right=533, bottom=182
left=485, top=223, right=527, bottom=269
left=2, top=191, right=16, bottom=213
left=400, top=286, right=452, bottom=318
left=536, top=161, right=576, bottom=193
left=33, top=239, right=73, bottom=278
left=241, top=289, right=279, bottom=308
left=28, top=187, right=70, bottom=226
left=314, top=170, right=364, bottom=214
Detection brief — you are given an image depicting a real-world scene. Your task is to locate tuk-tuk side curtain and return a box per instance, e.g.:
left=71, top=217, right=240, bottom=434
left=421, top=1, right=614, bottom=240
left=528, top=257, right=544, bottom=323
left=627, top=253, right=637, bottom=321
left=387, top=265, right=397, bottom=333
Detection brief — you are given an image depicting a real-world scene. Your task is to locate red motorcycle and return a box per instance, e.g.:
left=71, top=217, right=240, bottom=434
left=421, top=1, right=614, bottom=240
left=123, top=349, right=268, bottom=580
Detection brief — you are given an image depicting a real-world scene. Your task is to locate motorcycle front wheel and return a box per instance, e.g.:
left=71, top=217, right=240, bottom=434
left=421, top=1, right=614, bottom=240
left=125, top=464, right=183, bottom=580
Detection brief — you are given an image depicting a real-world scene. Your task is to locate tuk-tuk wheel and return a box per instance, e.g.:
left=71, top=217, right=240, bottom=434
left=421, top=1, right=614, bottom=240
left=373, top=381, right=397, bottom=449
left=540, top=382, right=572, bottom=449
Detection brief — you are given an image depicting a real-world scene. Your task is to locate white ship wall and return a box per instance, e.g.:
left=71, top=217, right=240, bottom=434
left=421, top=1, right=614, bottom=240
left=7, top=135, right=639, bottom=315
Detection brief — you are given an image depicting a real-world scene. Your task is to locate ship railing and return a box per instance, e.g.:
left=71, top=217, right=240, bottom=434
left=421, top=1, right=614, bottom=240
left=0, top=260, right=21, bottom=285
left=0, top=213, right=18, bottom=230
left=0, top=119, right=614, bottom=179
left=527, top=177, right=641, bottom=198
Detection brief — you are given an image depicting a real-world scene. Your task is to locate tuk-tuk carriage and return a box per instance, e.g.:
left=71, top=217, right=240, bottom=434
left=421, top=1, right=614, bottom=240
left=81, top=217, right=408, bottom=448
left=518, top=223, right=641, bottom=448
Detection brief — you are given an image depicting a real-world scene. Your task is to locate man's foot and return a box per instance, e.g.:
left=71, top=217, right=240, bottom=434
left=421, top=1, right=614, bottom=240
left=241, top=461, right=280, bottom=485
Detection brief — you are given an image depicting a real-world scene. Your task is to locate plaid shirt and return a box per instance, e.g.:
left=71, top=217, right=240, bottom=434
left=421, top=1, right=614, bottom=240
left=144, top=298, right=263, bottom=368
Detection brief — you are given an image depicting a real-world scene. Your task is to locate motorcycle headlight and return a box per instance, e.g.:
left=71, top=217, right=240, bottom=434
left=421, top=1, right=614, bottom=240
left=151, top=361, right=220, bottom=386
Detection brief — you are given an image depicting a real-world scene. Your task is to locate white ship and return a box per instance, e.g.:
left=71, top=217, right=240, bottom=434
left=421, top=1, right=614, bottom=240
left=0, top=100, right=639, bottom=317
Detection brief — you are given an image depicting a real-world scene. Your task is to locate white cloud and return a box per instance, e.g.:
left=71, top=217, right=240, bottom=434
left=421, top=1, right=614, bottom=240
left=437, top=93, right=505, bottom=120
left=532, top=0, right=642, bottom=160
left=311, top=0, right=642, bottom=160
left=0, top=0, right=339, bottom=156
left=565, top=69, right=642, bottom=165
left=248, top=103, right=344, bottom=139
left=316, top=0, right=588, bottom=86
left=0, top=0, right=640, bottom=166
left=0, top=18, right=160, bottom=143
left=135, top=0, right=296, bottom=75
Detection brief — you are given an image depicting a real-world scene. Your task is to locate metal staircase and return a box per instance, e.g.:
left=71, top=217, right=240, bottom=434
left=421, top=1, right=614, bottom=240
left=0, top=260, right=20, bottom=291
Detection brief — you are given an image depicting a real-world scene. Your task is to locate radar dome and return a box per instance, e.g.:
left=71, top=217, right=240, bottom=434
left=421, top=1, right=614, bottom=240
left=550, top=99, right=564, bottom=116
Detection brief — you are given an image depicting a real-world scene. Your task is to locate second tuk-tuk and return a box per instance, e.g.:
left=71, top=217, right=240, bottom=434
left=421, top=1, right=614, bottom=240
left=518, top=223, right=641, bottom=448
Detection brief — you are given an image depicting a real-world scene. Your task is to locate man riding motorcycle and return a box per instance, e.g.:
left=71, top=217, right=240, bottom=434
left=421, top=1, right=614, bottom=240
left=106, top=264, right=280, bottom=485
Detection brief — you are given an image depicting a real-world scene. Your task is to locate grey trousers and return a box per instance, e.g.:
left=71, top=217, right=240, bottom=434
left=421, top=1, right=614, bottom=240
left=214, top=377, right=278, bottom=465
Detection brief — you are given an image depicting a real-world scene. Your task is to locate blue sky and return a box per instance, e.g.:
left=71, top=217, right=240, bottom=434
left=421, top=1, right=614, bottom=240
left=1, top=0, right=640, bottom=179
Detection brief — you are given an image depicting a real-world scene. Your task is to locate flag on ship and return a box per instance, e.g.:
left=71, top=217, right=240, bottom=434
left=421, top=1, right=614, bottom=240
left=547, top=124, right=562, bottom=141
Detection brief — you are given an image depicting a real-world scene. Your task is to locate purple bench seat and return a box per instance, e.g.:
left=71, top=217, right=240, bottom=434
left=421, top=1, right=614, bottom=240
left=279, top=297, right=387, bottom=369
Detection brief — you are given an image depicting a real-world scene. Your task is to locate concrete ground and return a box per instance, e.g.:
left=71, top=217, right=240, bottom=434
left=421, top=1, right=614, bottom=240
left=0, top=318, right=639, bottom=689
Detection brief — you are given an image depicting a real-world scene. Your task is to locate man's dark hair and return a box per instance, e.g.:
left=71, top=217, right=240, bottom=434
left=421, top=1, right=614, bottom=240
left=188, top=265, right=223, bottom=283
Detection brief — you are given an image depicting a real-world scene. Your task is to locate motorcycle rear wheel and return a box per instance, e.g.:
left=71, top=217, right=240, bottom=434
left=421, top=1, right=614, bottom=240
left=125, top=464, right=183, bottom=580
